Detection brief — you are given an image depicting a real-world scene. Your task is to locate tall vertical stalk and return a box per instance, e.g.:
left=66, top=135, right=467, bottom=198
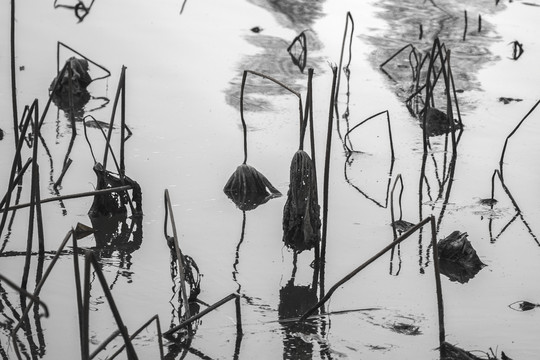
left=10, top=0, right=21, bottom=170
left=319, top=66, right=338, bottom=299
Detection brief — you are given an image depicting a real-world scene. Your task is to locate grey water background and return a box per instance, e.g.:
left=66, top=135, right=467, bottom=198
left=1, top=0, right=540, bottom=358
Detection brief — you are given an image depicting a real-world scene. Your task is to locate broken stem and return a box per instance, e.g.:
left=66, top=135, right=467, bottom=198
left=164, top=189, right=191, bottom=318
left=0, top=185, right=133, bottom=213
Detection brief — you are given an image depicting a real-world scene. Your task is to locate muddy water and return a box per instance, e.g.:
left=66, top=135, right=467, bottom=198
left=1, top=0, right=540, bottom=359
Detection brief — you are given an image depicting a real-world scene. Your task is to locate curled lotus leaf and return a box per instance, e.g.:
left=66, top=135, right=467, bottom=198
left=282, top=150, right=321, bottom=253
left=224, top=164, right=281, bottom=211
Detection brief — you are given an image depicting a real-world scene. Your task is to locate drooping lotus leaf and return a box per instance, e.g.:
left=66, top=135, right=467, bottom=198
left=282, top=150, right=321, bottom=253
left=438, top=231, right=485, bottom=283
left=223, top=163, right=281, bottom=211
left=88, top=162, right=143, bottom=218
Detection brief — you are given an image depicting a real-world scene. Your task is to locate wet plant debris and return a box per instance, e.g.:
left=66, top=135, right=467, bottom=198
left=438, top=231, right=486, bottom=283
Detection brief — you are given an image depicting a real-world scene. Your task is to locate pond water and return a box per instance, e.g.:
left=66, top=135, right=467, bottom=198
left=1, top=0, right=540, bottom=359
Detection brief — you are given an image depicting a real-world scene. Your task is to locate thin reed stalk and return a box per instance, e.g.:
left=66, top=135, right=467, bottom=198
left=499, top=99, right=540, bottom=179
left=334, top=12, right=354, bottom=141
left=390, top=174, right=404, bottom=239
left=34, top=165, right=45, bottom=255
left=10, top=0, right=20, bottom=163
left=430, top=216, right=445, bottom=344
left=0, top=158, right=31, bottom=210
left=319, top=66, right=338, bottom=299
left=120, top=67, right=126, bottom=177
left=463, top=10, right=468, bottom=41
left=103, top=66, right=127, bottom=172
left=82, top=250, right=91, bottom=359
left=306, top=68, right=321, bottom=279
left=70, top=230, right=85, bottom=359
left=478, top=14, right=482, bottom=32
left=0, top=185, right=133, bottom=213
left=21, top=102, right=42, bottom=291
left=164, top=189, right=191, bottom=318
left=0, top=102, right=34, bottom=237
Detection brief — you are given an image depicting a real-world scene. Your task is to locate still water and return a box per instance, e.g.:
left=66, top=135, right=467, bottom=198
left=1, top=0, right=540, bottom=359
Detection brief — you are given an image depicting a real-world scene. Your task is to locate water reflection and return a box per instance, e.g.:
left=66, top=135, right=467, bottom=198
left=487, top=170, right=539, bottom=246
left=89, top=213, right=142, bottom=267
left=250, top=0, right=324, bottom=28
left=368, top=0, right=503, bottom=113
left=344, top=152, right=395, bottom=209
left=279, top=256, right=319, bottom=360
left=53, top=0, right=96, bottom=22
left=0, top=256, right=48, bottom=359
left=225, top=0, right=324, bottom=111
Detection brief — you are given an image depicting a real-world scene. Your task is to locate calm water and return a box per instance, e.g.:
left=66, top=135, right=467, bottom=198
left=1, top=0, right=540, bottom=359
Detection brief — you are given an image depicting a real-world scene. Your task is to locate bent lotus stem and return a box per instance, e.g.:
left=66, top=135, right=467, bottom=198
left=335, top=12, right=354, bottom=143
left=343, top=110, right=395, bottom=159
left=499, top=98, right=540, bottom=179
left=240, top=70, right=303, bottom=164
left=164, top=189, right=191, bottom=319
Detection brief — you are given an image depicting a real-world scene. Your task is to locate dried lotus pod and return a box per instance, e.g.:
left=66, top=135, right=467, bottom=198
left=224, top=164, right=281, bottom=211
left=282, top=150, right=321, bottom=253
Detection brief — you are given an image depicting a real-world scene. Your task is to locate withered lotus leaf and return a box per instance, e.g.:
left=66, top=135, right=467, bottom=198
left=282, top=150, right=321, bottom=253
left=421, top=107, right=462, bottom=137
left=438, top=231, right=485, bottom=283
left=223, top=163, right=281, bottom=211
left=88, top=162, right=143, bottom=218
